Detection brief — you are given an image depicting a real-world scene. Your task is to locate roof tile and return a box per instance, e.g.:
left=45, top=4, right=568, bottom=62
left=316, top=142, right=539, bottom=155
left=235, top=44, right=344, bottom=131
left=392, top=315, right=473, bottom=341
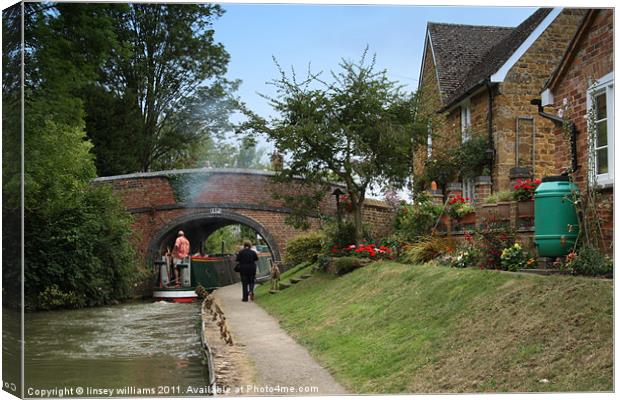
left=427, top=8, right=554, bottom=109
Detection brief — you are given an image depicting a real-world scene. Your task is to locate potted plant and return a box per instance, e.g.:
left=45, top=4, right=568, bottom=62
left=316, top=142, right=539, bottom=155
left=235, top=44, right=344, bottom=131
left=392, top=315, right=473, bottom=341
left=447, top=195, right=475, bottom=230
left=513, top=178, right=541, bottom=222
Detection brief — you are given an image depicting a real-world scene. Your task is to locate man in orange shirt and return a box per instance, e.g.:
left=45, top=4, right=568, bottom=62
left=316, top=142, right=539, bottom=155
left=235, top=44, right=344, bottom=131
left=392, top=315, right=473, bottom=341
left=172, top=230, right=190, bottom=288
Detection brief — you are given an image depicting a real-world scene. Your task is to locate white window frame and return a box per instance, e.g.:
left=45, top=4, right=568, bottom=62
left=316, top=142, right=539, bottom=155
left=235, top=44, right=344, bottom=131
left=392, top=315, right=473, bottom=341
left=586, top=72, right=614, bottom=187
left=462, top=179, right=475, bottom=202
left=460, top=99, right=472, bottom=142
left=460, top=99, right=473, bottom=198
left=427, top=121, right=433, bottom=159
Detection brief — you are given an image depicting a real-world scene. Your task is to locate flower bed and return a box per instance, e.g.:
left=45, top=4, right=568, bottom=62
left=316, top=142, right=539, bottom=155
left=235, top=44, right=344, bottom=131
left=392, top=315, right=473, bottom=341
left=331, top=243, right=394, bottom=260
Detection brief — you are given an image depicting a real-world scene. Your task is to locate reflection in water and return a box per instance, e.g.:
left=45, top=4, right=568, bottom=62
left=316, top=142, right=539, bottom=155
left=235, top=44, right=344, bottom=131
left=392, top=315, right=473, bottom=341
left=24, top=301, right=207, bottom=394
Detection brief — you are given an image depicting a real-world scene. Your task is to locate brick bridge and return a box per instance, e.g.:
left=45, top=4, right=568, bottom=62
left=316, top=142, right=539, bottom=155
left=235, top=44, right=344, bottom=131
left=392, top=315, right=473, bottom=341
left=94, top=168, right=394, bottom=264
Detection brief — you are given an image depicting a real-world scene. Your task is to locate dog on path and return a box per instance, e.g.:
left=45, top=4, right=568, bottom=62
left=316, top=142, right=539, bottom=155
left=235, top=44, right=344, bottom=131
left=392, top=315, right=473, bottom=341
left=270, top=259, right=281, bottom=291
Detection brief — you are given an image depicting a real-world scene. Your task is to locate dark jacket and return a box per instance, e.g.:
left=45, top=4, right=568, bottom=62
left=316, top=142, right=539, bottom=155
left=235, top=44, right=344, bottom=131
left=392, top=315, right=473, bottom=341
left=236, top=248, right=258, bottom=276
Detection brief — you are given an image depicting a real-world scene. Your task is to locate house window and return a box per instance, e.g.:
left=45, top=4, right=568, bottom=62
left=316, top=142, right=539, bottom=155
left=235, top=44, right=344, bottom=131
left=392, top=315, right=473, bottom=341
left=461, top=100, right=472, bottom=142
left=427, top=122, right=433, bottom=159
left=462, top=179, right=475, bottom=202
left=460, top=99, right=473, bottom=199
left=587, top=73, right=614, bottom=186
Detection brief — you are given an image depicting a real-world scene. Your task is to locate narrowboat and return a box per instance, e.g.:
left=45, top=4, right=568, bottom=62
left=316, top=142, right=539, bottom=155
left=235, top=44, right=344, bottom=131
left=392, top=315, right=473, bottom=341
left=152, top=251, right=273, bottom=302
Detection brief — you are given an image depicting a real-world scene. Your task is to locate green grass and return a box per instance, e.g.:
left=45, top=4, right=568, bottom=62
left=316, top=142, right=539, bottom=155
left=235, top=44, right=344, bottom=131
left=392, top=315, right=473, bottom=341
left=255, top=261, right=613, bottom=394
left=279, top=261, right=313, bottom=281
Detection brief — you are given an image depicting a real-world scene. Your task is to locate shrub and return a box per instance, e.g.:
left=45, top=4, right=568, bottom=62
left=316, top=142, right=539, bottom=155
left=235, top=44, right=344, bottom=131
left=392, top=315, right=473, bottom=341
left=472, top=220, right=516, bottom=269
left=24, top=184, right=139, bottom=311
left=401, top=236, right=455, bottom=264
left=330, top=256, right=364, bottom=276
left=484, top=193, right=498, bottom=204
left=379, top=234, right=404, bottom=257
left=496, top=190, right=514, bottom=202
left=564, top=246, right=613, bottom=277
left=422, top=151, right=459, bottom=191
left=395, top=193, right=442, bottom=241
left=450, top=249, right=477, bottom=269
left=457, top=135, right=491, bottom=180
left=485, top=190, right=513, bottom=204
left=322, top=220, right=371, bottom=250
left=316, top=254, right=332, bottom=272
left=37, top=284, right=85, bottom=310
left=500, top=243, right=528, bottom=271
left=284, top=231, right=325, bottom=267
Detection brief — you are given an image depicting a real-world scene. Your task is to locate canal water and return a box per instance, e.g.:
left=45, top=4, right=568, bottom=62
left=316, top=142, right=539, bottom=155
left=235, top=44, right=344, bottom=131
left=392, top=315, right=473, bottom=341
left=23, top=301, right=208, bottom=396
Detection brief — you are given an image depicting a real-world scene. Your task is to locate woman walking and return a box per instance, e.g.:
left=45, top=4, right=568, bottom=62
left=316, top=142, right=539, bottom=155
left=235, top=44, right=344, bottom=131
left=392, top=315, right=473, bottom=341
left=236, top=240, right=258, bottom=302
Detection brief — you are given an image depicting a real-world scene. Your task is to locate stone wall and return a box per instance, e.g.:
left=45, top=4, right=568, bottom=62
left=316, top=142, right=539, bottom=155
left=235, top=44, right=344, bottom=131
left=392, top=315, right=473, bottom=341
left=413, top=42, right=444, bottom=181
left=492, top=8, right=587, bottom=191
left=547, top=9, right=614, bottom=250
left=415, top=9, right=587, bottom=195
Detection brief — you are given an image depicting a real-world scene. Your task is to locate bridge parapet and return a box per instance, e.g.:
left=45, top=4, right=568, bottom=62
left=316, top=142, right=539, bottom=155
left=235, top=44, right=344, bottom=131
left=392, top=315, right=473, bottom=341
left=95, top=168, right=395, bottom=263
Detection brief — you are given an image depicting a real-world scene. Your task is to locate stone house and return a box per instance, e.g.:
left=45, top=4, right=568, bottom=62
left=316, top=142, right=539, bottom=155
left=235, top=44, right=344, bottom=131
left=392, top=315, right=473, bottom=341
left=538, top=9, right=613, bottom=249
left=415, top=7, right=587, bottom=202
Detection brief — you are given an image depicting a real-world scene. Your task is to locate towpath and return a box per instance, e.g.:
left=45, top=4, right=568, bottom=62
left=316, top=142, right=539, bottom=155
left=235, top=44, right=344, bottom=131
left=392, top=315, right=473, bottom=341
left=213, top=283, right=347, bottom=395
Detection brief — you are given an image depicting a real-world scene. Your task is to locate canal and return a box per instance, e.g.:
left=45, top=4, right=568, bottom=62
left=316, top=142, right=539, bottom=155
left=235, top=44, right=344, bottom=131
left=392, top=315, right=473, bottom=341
left=23, top=301, right=208, bottom=396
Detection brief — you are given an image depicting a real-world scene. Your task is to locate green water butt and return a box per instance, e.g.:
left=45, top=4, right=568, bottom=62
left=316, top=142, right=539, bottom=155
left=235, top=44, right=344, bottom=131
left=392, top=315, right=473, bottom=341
left=534, top=176, right=579, bottom=257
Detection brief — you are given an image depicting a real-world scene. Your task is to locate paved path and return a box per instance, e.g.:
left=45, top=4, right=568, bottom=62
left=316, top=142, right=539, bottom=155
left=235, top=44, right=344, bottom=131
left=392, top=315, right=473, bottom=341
left=213, top=283, right=347, bottom=395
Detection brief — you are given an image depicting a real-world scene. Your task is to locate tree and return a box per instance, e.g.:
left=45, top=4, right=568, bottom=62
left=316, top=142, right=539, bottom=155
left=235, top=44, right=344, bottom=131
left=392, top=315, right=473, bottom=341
left=3, top=3, right=25, bottom=300
left=87, top=3, right=237, bottom=173
left=241, top=50, right=424, bottom=243
left=203, top=224, right=258, bottom=255
left=9, top=3, right=140, bottom=310
left=198, top=137, right=269, bottom=170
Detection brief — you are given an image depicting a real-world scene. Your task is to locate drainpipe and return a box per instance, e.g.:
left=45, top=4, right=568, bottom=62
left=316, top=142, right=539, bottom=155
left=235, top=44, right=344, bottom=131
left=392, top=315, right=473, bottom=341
left=486, top=81, right=496, bottom=181
left=530, top=99, right=579, bottom=173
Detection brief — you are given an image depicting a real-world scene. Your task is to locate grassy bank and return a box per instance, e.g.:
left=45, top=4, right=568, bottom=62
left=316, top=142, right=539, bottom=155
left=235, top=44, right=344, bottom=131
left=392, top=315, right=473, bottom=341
left=255, top=262, right=612, bottom=393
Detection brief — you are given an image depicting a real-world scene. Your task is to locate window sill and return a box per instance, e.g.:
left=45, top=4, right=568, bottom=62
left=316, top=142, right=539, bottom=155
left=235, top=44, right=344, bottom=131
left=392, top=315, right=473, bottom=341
left=594, top=178, right=614, bottom=189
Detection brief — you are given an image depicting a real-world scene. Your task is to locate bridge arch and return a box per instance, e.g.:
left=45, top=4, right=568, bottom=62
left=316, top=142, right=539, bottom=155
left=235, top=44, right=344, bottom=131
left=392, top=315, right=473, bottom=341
left=94, top=168, right=394, bottom=265
left=147, top=210, right=282, bottom=262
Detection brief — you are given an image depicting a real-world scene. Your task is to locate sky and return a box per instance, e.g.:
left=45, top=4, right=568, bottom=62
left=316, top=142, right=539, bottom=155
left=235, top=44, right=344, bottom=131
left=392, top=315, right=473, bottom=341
left=213, top=4, right=538, bottom=127
left=209, top=3, right=538, bottom=197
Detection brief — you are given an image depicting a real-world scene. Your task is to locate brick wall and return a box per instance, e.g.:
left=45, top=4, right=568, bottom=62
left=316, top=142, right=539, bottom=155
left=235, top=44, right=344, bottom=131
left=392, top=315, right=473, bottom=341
left=361, top=199, right=396, bottom=240
left=547, top=9, right=613, bottom=250
left=109, top=177, right=176, bottom=209
left=97, top=170, right=397, bottom=263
